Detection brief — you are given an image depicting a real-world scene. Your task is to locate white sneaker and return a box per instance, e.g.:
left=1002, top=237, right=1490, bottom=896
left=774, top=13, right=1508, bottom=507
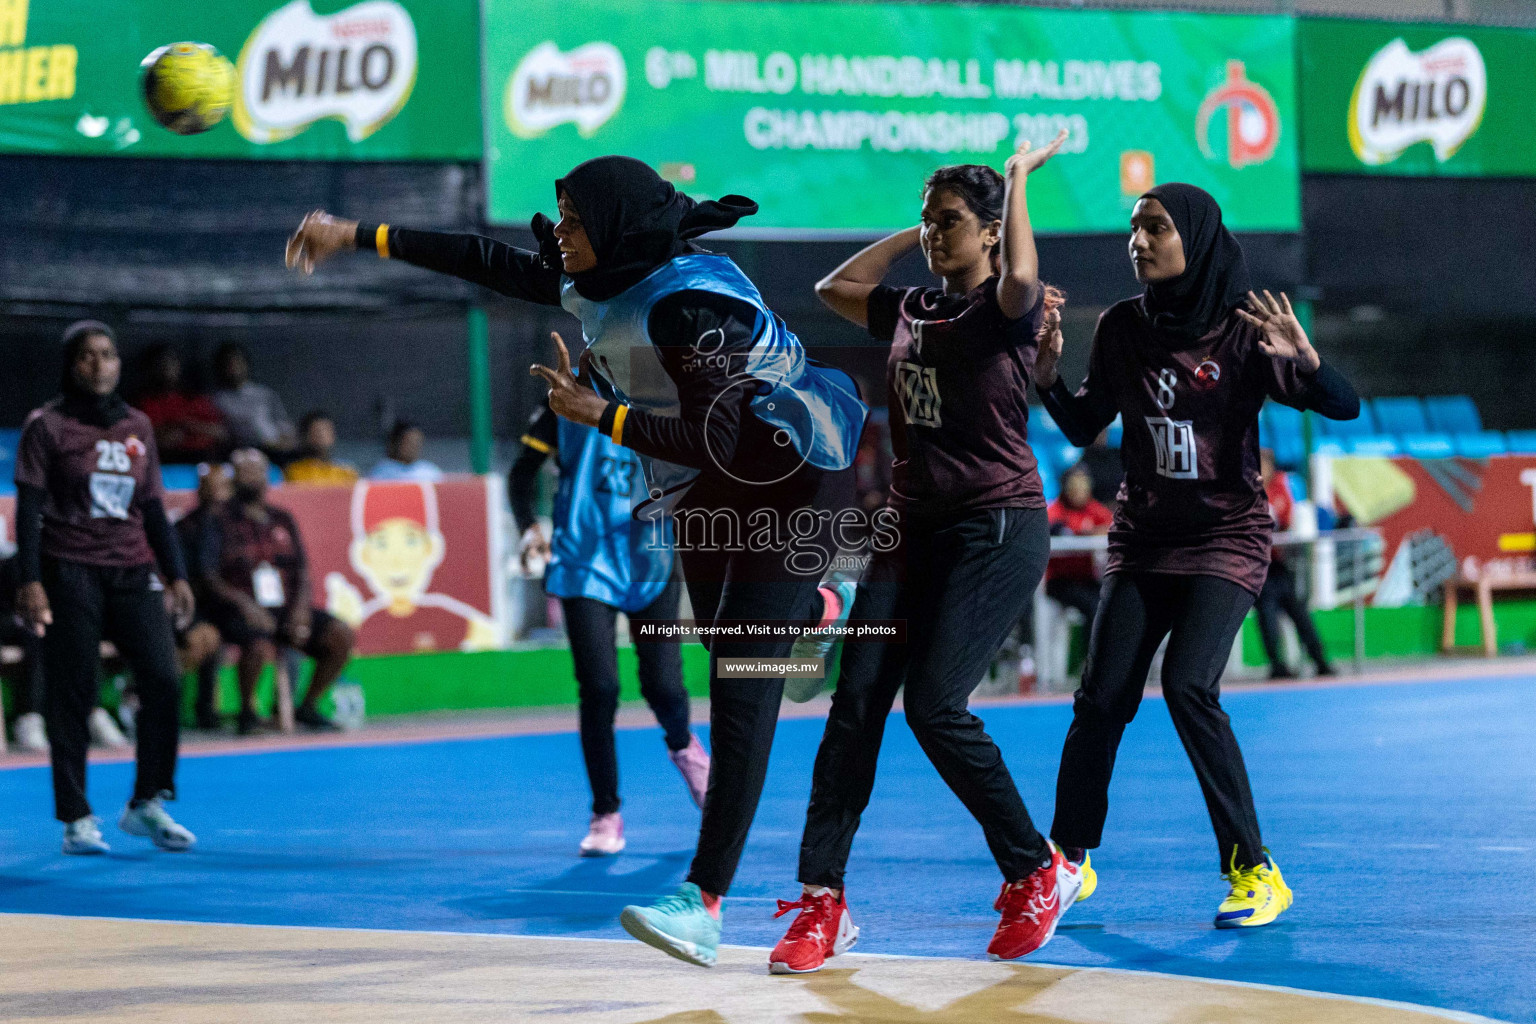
left=14, top=712, right=49, bottom=753
left=787, top=580, right=857, bottom=703
left=88, top=708, right=131, bottom=749
left=63, top=815, right=110, bottom=855
left=578, top=812, right=625, bottom=857
left=119, top=797, right=196, bottom=851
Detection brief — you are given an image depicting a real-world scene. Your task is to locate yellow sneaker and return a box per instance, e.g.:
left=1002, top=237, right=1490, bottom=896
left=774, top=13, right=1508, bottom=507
left=1075, top=851, right=1097, bottom=903
left=1215, top=849, right=1293, bottom=929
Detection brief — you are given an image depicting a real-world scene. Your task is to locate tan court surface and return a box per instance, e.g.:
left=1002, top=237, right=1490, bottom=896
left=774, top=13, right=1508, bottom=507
left=0, top=914, right=1499, bottom=1023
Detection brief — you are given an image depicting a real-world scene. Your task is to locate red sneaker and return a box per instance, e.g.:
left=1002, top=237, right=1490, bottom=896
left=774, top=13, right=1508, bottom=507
left=768, top=888, right=859, bottom=974
left=987, top=847, right=1082, bottom=960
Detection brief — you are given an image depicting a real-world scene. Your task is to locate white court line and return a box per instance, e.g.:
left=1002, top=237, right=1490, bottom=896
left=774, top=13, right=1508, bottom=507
left=2, top=911, right=1512, bottom=1024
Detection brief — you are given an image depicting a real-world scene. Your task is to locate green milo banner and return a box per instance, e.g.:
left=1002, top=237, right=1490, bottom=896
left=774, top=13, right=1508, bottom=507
left=1299, top=18, right=1536, bottom=177
left=483, top=0, right=1299, bottom=235
left=0, top=0, right=480, bottom=159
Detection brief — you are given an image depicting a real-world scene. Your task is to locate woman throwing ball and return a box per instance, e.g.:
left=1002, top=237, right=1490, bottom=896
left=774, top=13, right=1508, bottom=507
left=1038, top=183, right=1360, bottom=929
left=285, top=156, right=866, bottom=967
left=771, top=133, right=1080, bottom=974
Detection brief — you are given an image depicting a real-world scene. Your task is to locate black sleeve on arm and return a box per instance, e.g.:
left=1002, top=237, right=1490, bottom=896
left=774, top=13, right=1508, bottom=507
left=1296, top=360, right=1361, bottom=421
left=866, top=285, right=906, bottom=342
left=142, top=498, right=188, bottom=583
left=509, top=407, right=557, bottom=533
left=615, top=292, right=756, bottom=471
left=14, top=483, right=45, bottom=585
left=356, top=223, right=563, bottom=306
left=1041, top=316, right=1120, bottom=447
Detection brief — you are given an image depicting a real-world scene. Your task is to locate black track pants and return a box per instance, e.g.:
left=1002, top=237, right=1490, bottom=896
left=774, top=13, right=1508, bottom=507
left=1051, top=572, right=1264, bottom=871
left=1256, top=560, right=1332, bottom=674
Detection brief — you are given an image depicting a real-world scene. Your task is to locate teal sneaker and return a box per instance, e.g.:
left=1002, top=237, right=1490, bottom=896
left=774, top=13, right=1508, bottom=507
left=620, top=882, right=722, bottom=967
left=786, top=579, right=858, bottom=703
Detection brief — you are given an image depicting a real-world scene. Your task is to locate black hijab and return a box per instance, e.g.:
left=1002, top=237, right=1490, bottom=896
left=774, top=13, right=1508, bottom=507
left=1137, top=183, right=1251, bottom=345
left=58, top=319, right=129, bottom=428
left=531, top=156, right=758, bottom=301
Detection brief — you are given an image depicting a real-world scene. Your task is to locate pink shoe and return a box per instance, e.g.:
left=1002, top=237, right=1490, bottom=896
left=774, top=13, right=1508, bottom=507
left=669, top=735, right=710, bottom=809
left=579, top=813, right=625, bottom=857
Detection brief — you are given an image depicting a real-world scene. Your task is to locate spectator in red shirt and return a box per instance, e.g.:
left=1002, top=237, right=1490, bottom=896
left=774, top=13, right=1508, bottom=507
left=1046, top=464, right=1114, bottom=622
left=136, top=345, right=228, bottom=464
left=1257, top=449, right=1334, bottom=679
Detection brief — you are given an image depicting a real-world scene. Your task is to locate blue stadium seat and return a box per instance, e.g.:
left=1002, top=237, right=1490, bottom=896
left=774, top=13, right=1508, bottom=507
left=1346, top=435, right=1401, bottom=456
left=1504, top=430, right=1536, bottom=454
left=1262, top=402, right=1304, bottom=439
left=1425, top=395, right=1482, bottom=434
left=1401, top=432, right=1455, bottom=459
left=161, top=464, right=200, bottom=491
left=1371, top=396, right=1429, bottom=435
left=1313, top=439, right=1348, bottom=457
left=1259, top=402, right=1306, bottom=468
left=1045, top=440, right=1082, bottom=475
left=1037, top=460, right=1059, bottom=504
left=1269, top=433, right=1306, bottom=469
left=1318, top=402, right=1377, bottom=437
left=1453, top=431, right=1507, bottom=458
left=0, top=427, right=18, bottom=497
left=1285, top=471, right=1309, bottom=502
left=1030, top=404, right=1057, bottom=433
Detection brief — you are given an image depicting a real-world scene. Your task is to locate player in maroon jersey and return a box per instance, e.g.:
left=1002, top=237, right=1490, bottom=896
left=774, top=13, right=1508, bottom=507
left=771, top=133, right=1085, bottom=974
left=1035, top=183, right=1360, bottom=929
left=12, top=322, right=199, bottom=855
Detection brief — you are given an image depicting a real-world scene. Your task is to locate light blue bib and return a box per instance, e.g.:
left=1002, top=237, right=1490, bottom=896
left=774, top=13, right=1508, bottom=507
left=545, top=417, right=673, bottom=614
left=561, top=253, right=867, bottom=504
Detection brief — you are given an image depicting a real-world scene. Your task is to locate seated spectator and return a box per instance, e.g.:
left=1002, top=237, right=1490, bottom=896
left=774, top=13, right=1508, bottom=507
left=195, top=449, right=355, bottom=733
left=285, top=411, right=359, bottom=487
left=136, top=345, right=228, bottom=463
left=1046, top=464, right=1114, bottom=623
left=1258, top=449, right=1335, bottom=680
left=211, top=342, right=297, bottom=461
left=368, top=420, right=442, bottom=482
left=1077, top=427, right=1123, bottom=511
left=176, top=464, right=233, bottom=729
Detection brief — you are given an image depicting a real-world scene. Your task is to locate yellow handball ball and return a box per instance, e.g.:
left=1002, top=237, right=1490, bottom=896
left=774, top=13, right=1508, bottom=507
left=140, top=42, right=236, bottom=136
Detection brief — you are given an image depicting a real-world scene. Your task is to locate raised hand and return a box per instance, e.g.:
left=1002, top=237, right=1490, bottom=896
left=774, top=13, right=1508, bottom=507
left=1237, top=290, right=1319, bottom=372
left=1005, top=129, right=1068, bottom=178
left=530, top=332, right=609, bottom=428
left=285, top=209, right=360, bottom=275
left=1033, top=305, right=1065, bottom=389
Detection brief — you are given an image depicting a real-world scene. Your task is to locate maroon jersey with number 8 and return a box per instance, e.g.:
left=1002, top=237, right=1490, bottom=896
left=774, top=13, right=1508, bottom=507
left=1054, top=301, right=1323, bottom=594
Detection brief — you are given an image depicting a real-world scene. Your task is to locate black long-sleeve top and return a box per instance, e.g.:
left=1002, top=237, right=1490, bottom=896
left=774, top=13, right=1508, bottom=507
left=360, top=224, right=803, bottom=487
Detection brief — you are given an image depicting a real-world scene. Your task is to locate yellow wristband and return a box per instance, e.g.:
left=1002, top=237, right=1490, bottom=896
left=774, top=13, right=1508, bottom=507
left=375, top=223, right=390, bottom=259
left=610, top=405, right=628, bottom=445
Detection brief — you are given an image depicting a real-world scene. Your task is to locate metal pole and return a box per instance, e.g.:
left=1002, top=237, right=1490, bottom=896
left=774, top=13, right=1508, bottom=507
left=467, top=305, right=492, bottom=474
left=1353, top=537, right=1365, bottom=672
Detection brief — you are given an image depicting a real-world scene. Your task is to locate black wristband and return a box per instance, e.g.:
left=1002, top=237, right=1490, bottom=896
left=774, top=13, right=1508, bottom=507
left=355, top=222, right=377, bottom=250
left=598, top=402, right=621, bottom=441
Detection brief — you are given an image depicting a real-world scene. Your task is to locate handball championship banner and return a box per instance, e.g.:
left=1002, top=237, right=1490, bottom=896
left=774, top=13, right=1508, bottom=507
left=1319, top=454, right=1536, bottom=606
left=0, top=0, right=480, bottom=159
left=1299, top=19, right=1536, bottom=177
left=482, top=0, right=1300, bottom=234
left=0, top=476, right=508, bottom=656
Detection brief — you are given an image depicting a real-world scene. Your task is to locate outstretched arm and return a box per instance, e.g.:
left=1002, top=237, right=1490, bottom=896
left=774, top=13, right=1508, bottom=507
left=997, top=129, right=1067, bottom=320
left=814, top=227, right=920, bottom=328
left=285, top=210, right=563, bottom=306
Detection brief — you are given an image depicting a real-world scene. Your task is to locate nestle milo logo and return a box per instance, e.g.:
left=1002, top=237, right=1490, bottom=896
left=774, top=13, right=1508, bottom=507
left=1348, top=37, right=1486, bottom=165
left=234, top=0, right=418, bottom=144
left=505, top=41, right=626, bottom=138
